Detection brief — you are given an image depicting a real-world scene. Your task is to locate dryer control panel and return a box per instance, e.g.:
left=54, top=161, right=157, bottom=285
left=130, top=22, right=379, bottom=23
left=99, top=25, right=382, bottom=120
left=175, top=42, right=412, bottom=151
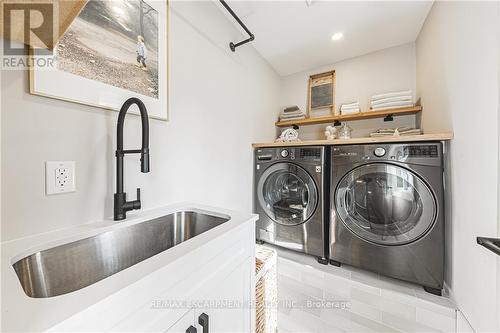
left=404, top=145, right=439, bottom=158
left=332, top=142, right=442, bottom=167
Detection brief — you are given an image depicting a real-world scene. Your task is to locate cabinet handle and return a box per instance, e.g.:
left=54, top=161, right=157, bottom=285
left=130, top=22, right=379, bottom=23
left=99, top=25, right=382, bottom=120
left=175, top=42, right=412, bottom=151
left=198, top=313, right=209, bottom=333
left=477, top=236, right=500, bottom=256
left=186, top=325, right=197, bottom=333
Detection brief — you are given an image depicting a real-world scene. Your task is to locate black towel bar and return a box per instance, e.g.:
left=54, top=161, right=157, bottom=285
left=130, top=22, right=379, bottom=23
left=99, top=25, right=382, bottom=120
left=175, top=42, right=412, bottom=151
left=219, top=0, right=255, bottom=52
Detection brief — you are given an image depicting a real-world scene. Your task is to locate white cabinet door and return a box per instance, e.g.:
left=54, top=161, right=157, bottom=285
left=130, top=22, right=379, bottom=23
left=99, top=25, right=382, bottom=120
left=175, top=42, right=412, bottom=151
left=165, top=309, right=195, bottom=333
left=195, top=256, right=253, bottom=333
left=167, top=256, right=253, bottom=333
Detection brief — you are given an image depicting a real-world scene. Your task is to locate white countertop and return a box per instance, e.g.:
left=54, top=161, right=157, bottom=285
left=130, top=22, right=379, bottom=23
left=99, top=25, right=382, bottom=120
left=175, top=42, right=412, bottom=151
left=1, top=202, right=258, bottom=332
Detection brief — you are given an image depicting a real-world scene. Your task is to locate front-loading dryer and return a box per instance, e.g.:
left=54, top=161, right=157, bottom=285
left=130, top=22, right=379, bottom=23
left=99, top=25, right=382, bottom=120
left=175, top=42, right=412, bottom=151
left=254, top=146, right=327, bottom=263
left=329, top=142, right=444, bottom=295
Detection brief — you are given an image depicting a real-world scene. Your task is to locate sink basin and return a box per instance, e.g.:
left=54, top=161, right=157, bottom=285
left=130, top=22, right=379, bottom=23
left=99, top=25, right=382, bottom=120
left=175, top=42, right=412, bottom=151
left=12, top=210, right=230, bottom=298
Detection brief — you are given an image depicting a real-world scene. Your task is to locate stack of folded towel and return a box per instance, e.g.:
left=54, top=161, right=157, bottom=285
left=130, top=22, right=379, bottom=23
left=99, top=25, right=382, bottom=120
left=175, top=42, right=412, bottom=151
left=339, top=102, right=360, bottom=115
left=279, top=106, right=305, bottom=121
left=370, top=90, right=414, bottom=111
left=370, top=127, right=422, bottom=137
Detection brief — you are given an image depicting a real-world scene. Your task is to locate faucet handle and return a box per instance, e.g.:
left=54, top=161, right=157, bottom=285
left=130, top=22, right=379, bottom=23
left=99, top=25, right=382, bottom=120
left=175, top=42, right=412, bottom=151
left=132, top=188, right=141, bottom=210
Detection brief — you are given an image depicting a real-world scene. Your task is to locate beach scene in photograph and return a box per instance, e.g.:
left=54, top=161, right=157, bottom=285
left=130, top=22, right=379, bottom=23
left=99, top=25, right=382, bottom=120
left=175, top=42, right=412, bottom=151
left=56, top=0, right=159, bottom=98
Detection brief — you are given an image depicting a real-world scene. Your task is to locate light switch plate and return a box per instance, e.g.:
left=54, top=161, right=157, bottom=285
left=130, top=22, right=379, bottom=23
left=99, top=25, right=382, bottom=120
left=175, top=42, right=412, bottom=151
left=45, top=161, right=76, bottom=195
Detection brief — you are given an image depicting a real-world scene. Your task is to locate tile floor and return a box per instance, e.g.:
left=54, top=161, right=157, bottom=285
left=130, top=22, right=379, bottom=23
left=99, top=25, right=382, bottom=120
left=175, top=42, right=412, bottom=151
left=261, top=245, right=457, bottom=333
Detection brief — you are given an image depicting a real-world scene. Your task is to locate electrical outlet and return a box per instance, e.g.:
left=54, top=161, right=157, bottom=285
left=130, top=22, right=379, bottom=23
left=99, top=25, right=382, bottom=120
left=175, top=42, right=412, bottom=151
left=46, top=161, right=76, bottom=195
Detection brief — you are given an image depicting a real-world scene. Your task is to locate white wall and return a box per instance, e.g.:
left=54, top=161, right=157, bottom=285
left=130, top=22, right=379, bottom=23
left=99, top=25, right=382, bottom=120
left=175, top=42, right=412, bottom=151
left=0, top=64, right=2, bottom=241
left=498, top=3, right=500, bottom=327
left=416, top=2, right=499, bottom=332
left=0, top=1, right=280, bottom=241
left=279, top=43, right=417, bottom=140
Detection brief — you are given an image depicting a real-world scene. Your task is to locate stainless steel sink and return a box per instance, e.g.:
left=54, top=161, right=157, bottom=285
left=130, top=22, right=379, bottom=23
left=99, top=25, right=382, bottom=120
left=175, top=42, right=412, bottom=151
left=12, top=210, right=230, bottom=298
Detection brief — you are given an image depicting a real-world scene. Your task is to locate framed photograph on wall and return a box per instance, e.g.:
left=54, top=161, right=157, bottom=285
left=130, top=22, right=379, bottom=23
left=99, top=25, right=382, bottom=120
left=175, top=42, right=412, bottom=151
left=307, top=70, right=336, bottom=117
left=30, top=0, right=169, bottom=120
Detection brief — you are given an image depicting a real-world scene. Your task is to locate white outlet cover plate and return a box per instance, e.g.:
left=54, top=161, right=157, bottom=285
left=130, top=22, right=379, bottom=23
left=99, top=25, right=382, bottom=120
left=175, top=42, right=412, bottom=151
left=45, top=161, right=76, bottom=195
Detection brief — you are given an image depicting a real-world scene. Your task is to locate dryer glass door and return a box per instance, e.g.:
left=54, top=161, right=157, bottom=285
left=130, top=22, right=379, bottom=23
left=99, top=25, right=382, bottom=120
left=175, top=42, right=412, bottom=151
left=257, top=163, right=318, bottom=226
left=335, top=163, right=436, bottom=245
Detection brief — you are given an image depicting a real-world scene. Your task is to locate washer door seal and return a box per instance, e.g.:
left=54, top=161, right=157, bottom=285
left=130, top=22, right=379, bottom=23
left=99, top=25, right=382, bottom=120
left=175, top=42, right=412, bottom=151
left=335, top=163, right=437, bottom=246
left=257, top=162, right=318, bottom=226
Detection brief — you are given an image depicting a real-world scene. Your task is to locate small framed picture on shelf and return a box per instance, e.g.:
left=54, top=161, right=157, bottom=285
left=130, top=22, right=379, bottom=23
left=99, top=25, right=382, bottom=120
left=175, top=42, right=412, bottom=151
left=307, top=70, right=336, bottom=118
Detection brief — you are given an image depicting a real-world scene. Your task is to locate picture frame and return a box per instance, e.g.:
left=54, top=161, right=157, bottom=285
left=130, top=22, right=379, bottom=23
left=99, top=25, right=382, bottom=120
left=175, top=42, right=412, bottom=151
left=29, top=0, right=169, bottom=121
left=307, top=70, right=336, bottom=117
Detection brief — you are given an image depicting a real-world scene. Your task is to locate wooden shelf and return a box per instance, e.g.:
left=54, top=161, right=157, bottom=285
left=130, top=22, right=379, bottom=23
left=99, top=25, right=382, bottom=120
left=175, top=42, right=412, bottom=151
left=252, top=132, right=454, bottom=148
left=275, top=106, right=422, bottom=127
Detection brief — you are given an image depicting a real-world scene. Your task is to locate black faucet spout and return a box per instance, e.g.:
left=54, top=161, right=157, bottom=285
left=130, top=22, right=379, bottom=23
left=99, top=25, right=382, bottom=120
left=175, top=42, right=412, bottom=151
left=114, top=97, right=150, bottom=221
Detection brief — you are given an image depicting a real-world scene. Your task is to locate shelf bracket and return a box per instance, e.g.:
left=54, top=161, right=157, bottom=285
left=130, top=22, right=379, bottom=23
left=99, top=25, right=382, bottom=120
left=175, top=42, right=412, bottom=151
left=384, top=114, right=394, bottom=122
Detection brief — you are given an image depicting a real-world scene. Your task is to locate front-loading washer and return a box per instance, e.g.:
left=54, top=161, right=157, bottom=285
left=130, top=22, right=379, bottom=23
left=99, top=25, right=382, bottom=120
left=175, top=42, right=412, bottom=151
left=254, top=146, right=327, bottom=263
left=329, top=142, right=444, bottom=295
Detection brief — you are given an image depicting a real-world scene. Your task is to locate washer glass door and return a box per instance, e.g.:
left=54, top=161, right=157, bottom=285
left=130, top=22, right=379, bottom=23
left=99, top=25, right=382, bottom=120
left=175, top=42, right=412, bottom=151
left=258, top=163, right=318, bottom=226
left=335, top=163, right=436, bottom=245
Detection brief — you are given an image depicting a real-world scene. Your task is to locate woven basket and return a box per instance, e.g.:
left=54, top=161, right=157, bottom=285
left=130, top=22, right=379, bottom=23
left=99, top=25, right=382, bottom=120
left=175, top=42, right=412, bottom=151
left=255, top=246, right=277, bottom=333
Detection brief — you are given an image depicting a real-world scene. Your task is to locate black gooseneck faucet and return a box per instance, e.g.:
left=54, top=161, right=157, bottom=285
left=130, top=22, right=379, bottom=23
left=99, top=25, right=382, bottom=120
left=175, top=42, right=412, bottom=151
left=114, top=97, right=150, bottom=221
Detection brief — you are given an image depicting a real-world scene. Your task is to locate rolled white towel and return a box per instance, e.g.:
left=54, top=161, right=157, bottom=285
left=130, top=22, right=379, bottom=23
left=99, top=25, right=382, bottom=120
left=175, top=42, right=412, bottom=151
left=324, top=125, right=337, bottom=140
left=371, top=90, right=412, bottom=101
left=275, top=128, right=300, bottom=142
